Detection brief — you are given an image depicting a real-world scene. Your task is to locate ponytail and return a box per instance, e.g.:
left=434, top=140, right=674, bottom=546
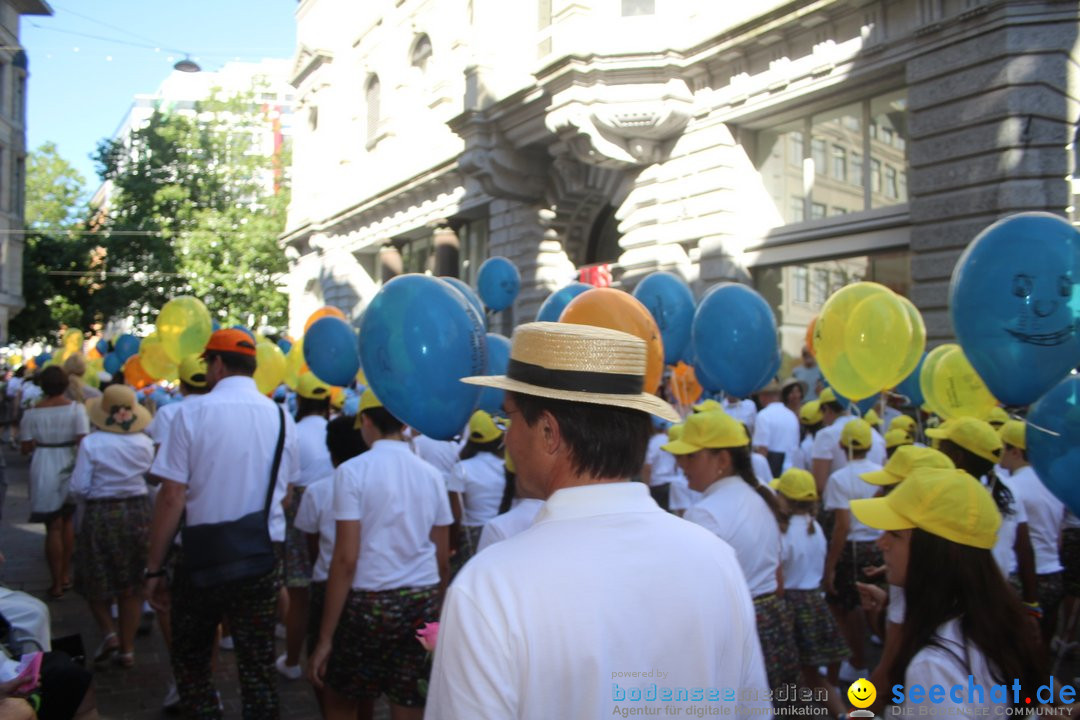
left=942, top=440, right=1014, bottom=517
left=727, top=446, right=784, bottom=526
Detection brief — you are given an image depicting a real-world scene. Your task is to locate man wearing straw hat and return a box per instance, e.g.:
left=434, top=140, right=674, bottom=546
left=426, top=322, right=770, bottom=719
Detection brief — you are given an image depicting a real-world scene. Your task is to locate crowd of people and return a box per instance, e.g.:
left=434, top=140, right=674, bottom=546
left=0, top=322, right=1073, bottom=719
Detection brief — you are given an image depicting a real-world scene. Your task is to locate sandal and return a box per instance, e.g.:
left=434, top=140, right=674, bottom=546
left=113, top=652, right=134, bottom=669
left=93, top=633, right=118, bottom=664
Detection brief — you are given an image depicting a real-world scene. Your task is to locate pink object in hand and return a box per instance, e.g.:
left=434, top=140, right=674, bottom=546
left=415, top=622, right=439, bottom=652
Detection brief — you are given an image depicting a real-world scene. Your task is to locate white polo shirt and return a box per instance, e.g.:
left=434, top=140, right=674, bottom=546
left=779, top=514, right=827, bottom=590
left=902, top=619, right=1003, bottom=713
left=684, top=475, right=782, bottom=597
left=823, top=458, right=883, bottom=543
left=146, top=395, right=204, bottom=445
left=752, top=402, right=800, bottom=458
left=426, top=482, right=770, bottom=720
left=1009, top=465, right=1065, bottom=575
left=989, top=474, right=1028, bottom=577
left=410, top=433, right=462, bottom=477
left=723, top=398, right=757, bottom=435
left=446, top=452, right=506, bottom=527
left=334, top=439, right=453, bottom=590
left=296, top=415, right=334, bottom=487
left=70, top=430, right=155, bottom=500
left=294, top=474, right=335, bottom=582
left=476, top=498, right=544, bottom=552
left=811, top=415, right=854, bottom=471
left=151, top=375, right=299, bottom=542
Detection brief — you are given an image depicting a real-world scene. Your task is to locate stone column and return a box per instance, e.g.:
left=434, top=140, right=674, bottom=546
left=378, top=243, right=403, bottom=283
left=432, top=224, right=461, bottom=277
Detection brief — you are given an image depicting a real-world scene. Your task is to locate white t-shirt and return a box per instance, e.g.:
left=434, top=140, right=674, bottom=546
left=789, top=433, right=815, bottom=472
left=294, top=474, right=335, bottom=582
left=410, top=434, right=462, bottom=477
left=644, top=434, right=673, bottom=487
left=684, top=475, right=782, bottom=597
left=20, top=383, right=42, bottom=408
left=296, top=415, right=334, bottom=487
left=667, top=473, right=699, bottom=512
left=811, top=415, right=854, bottom=471
left=988, top=474, right=1028, bottom=577
left=477, top=498, right=544, bottom=552
left=4, top=377, right=21, bottom=398
left=1009, top=465, right=1065, bottom=574
left=751, top=452, right=774, bottom=484
left=752, top=402, right=800, bottom=457
left=723, top=398, right=757, bottom=435
left=151, top=375, right=299, bottom=542
left=334, top=439, right=453, bottom=590
left=426, top=482, right=770, bottom=720
left=779, top=514, right=827, bottom=590
left=145, top=395, right=206, bottom=445
left=70, top=430, right=154, bottom=500
left=823, top=458, right=884, bottom=543
left=902, top=618, right=1005, bottom=713
left=887, top=584, right=905, bottom=625
left=446, top=452, right=506, bottom=527
left=869, top=428, right=887, bottom=466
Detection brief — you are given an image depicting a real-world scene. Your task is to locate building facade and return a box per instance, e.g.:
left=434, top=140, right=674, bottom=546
left=284, top=0, right=1079, bottom=362
left=0, top=0, right=51, bottom=343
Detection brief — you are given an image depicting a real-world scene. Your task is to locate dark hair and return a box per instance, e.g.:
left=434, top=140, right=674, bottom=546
left=821, top=401, right=845, bottom=415
left=939, top=440, right=1015, bottom=517
left=180, top=380, right=209, bottom=395
left=1003, top=442, right=1028, bottom=462
left=326, top=414, right=368, bottom=466
left=892, top=528, right=1045, bottom=703
left=459, top=438, right=502, bottom=461
left=777, top=498, right=817, bottom=535
left=499, top=466, right=516, bottom=514
left=38, top=366, right=68, bottom=397
left=722, top=445, right=784, bottom=526
left=205, top=350, right=256, bottom=376
left=800, top=422, right=822, bottom=442
left=781, top=384, right=802, bottom=405
left=14, top=366, right=24, bottom=378
left=361, top=406, right=405, bottom=435
left=295, top=396, right=329, bottom=421
left=509, top=391, right=651, bottom=480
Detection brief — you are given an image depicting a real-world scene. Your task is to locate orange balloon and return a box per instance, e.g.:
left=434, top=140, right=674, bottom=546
left=805, top=315, right=817, bottom=357
left=122, top=355, right=155, bottom=390
left=668, top=361, right=702, bottom=408
left=304, top=306, right=347, bottom=333
left=558, top=287, right=664, bottom=393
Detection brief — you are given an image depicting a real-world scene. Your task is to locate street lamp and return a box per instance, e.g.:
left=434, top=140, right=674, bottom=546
left=173, top=55, right=200, bottom=73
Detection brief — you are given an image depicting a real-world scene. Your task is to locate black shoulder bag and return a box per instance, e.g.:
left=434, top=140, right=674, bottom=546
left=181, top=406, right=286, bottom=588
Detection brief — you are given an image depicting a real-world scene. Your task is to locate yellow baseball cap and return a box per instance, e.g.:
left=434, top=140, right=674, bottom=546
left=888, top=415, right=917, bottom=434
left=769, top=468, right=817, bottom=501
left=297, top=372, right=332, bottom=400
left=359, top=388, right=382, bottom=412
left=662, top=410, right=749, bottom=455
left=692, top=399, right=723, bottom=414
left=469, top=410, right=504, bottom=443
left=860, top=445, right=955, bottom=486
left=799, top=400, right=823, bottom=425
left=985, top=406, right=1009, bottom=428
left=884, top=428, right=913, bottom=450
left=819, top=387, right=840, bottom=405
left=178, top=355, right=208, bottom=388
left=851, top=467, right=1002, bottom=550
left=504, top=453, right=516, bottom=474
left=840, top=419, right=872, bottom=450
left=925, top=417, right=1003, bottom=463
left=999, top=419, right=1026, bottom=451
left=864, top=409, right=882, bottom=427
left=667, top=423, right=684, bottom=442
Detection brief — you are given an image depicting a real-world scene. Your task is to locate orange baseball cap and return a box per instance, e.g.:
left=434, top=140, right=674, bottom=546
left=202, top=329, right=257, bottom=357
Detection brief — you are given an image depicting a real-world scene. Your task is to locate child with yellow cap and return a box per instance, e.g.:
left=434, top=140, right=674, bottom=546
left=850, top=467, right=1045, bottom=712
left=769, top=469, right=849, bottom=718
left=446, top=410, right=506, bottom=570
left=789, top=400, right=823, bottom=472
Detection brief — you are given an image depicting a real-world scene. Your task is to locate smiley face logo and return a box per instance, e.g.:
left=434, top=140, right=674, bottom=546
left=847, top=678, right=876, bottom=709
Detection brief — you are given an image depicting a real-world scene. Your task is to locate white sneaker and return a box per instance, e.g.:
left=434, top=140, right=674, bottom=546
left=837, top=659, right=868, bottom=683
left=274, top=623, right=287, bottom=640
left=219, top=634, right=234, bottom=651
left=162, top=681, right=181, bottom=711
left=275, top=653, right=302, bottom=681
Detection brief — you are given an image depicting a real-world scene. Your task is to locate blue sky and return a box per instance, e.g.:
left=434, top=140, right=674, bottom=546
left=22, top=0, right=297, bottom=188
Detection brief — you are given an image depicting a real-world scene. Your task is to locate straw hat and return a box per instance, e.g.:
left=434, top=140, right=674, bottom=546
left=461, top=322, right=679, bottom=423
left=86, top=384, right=151, bottom=434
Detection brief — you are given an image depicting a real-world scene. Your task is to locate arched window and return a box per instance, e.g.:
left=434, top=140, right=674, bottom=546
left=365, top=74, right=381, bottom=144
left=410, top=34, right=432, bottom=73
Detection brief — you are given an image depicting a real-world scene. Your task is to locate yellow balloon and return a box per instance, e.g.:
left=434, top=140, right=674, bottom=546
left=85, top=358, right=105, bottom=389
left=842, top=290, right=912, bottom=391
left=927, top=345, right=998, bottom=420
left=157, top=296, right=213, bottom=364
left=254, top=341, right=287, bottom=395
left=919, top=343, right=954, bottom=419
left=284, top=337, right=306, bottom=390
left=814, top=282, right=894, bottom=400
left=894, top=295, right=927, bottom=388
left=140, top=333, right=179, bottom=382
left=63, top=328, right=84, bottom=355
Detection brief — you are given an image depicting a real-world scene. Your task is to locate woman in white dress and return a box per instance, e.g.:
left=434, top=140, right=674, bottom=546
left=19, top=366, right=89, bottom=598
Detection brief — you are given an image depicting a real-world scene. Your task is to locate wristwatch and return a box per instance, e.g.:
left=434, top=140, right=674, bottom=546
left=143, top=567, right=166, bottom=580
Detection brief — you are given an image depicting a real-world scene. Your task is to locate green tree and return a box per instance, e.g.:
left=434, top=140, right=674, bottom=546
left=25, top=142, right=87, bottom=231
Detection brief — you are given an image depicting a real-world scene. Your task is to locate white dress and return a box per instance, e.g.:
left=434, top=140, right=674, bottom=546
left=20, top=402, right=89, bottom=518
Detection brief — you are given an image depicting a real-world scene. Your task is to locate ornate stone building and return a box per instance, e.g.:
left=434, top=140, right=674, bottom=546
left=284, top=0, right=1079, bottom=358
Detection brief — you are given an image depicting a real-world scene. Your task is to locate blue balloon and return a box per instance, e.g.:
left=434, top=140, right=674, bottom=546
left=114, top=334, right=139, bottom=362
left=633, top=272, right=695, bottom=365
left=35, top=352, right=51, bottom=366
left=277, top=338, right=293, bottom=355
left=103, top=353, right=122, bottom=375
left=442, top=277, right=487, bottom=329
left=476, top=257, right=520, bottom=313
left=476, top=333, right=511, bottom=414
left=303, top=317, right=360, bottom=387
left=360, top=274, right=486, bottom=440
left=231, top=325, right=256, bottom=342
left=691, top=283, right=778, bottom=398
left=751, top=350, right=783, bottom=394
left=536, top=282, right=591, bottom=323
left=951, top=212, right=1080, bottom=406
left=1028, top=375, right=1080, bottom=515
left=893, top=351, right=927, bottom=407
left=212, top=319, right=221, bottom=331
left=342, top=388, right=361, bottom=417
left=95, top=339, right=110, bottom=356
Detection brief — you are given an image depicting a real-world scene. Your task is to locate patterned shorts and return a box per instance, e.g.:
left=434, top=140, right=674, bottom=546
left=307, top=580, right=325, bottom=656
left=784, top=589, right=850, bottom=667
left=827, top=540, right=883, bottom=611
left=283, top=486, right=312, bottom=588
left=1062, top=528, right=1080, bottom=596
left=753, top=592, right=799, bottom=694
left=74, top=496, right=151, bottom=601
left=452, top=525, right=484, bottom=574
left=1039, top=571, right=1065, bottom=620
left=326, top=585, right=441, bottom=706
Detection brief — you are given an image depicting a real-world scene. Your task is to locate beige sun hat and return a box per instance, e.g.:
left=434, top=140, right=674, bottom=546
left=461, top=322, right=680, bottom=423
left=86, top=384, right=152, bottom=434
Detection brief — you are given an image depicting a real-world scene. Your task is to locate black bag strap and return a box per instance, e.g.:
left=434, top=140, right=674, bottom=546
left=264, top=405, right=286, bottom=519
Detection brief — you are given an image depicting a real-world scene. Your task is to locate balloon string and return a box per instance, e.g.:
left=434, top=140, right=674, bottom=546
left=1025, top=419, right=1062, bottom=438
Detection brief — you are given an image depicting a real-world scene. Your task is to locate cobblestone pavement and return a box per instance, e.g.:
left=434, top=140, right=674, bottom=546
left=0, top=446, right=390, bottom=719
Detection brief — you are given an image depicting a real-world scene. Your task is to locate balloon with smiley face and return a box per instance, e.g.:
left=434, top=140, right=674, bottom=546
left=951, top=212, right=1080, bottom=406
left=477, top=257, right=521, bottom=313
